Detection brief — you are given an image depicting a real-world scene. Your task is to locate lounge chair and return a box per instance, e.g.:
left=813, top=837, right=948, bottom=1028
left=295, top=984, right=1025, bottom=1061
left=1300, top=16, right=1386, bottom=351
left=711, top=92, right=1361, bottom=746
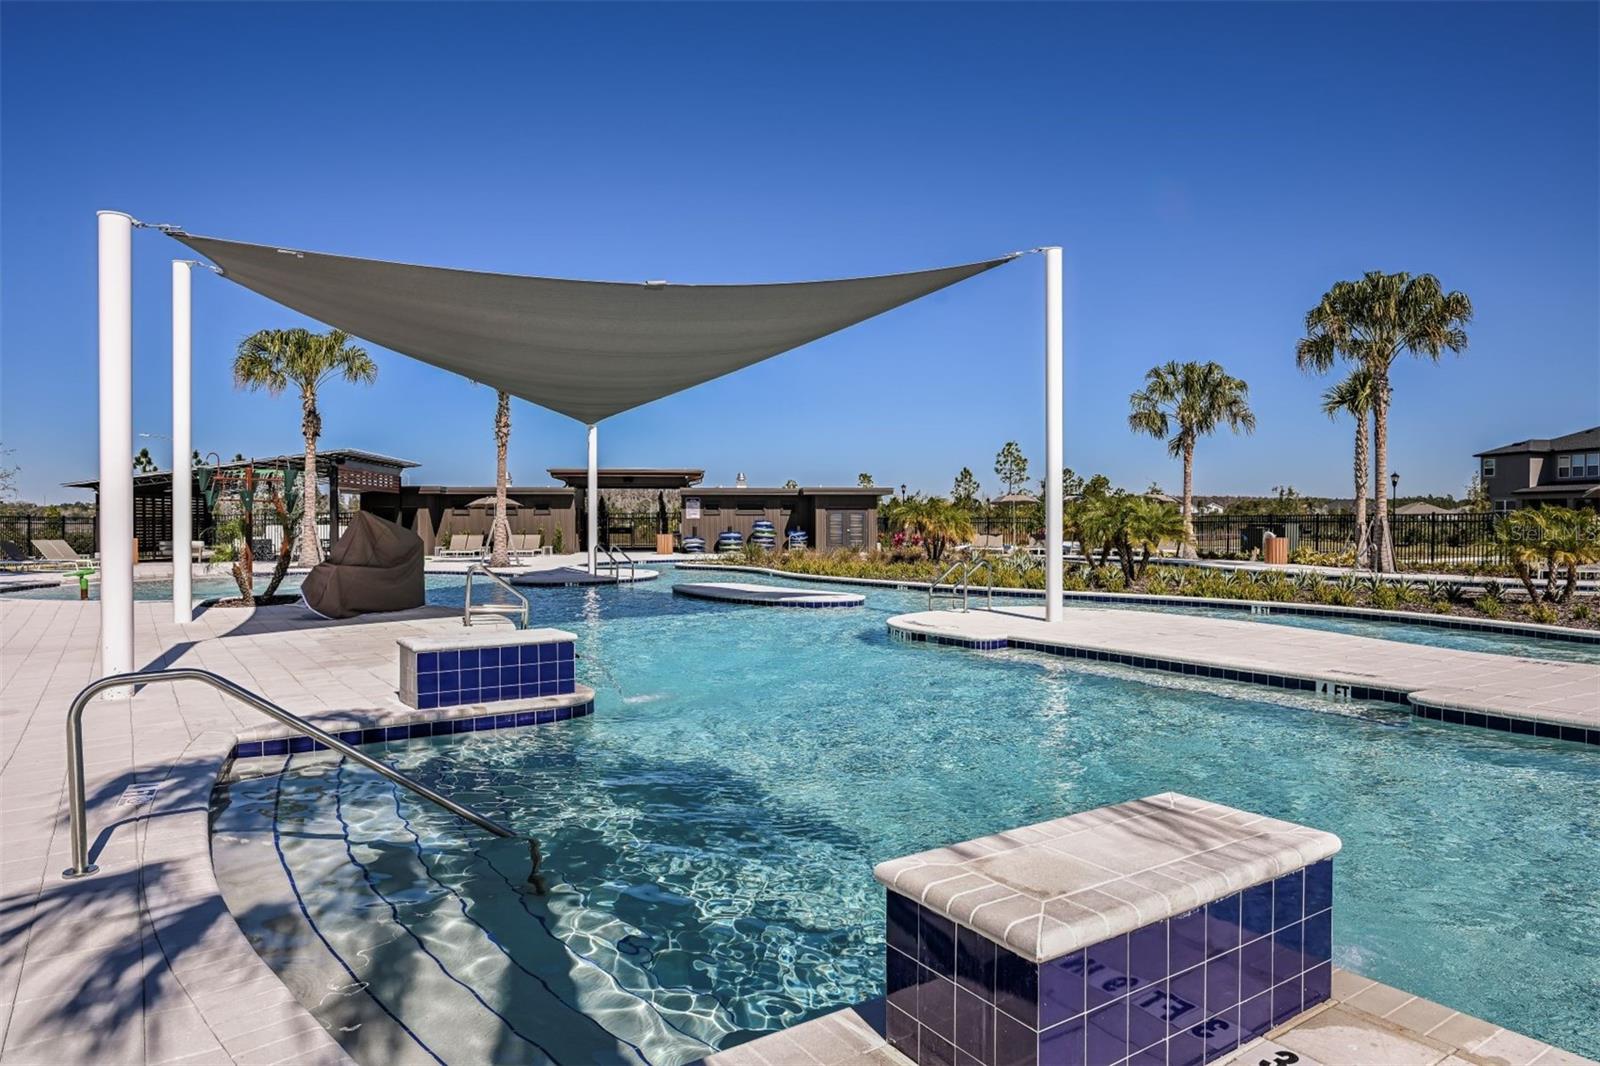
left=33, top=539, right=94, bottom=569
left=434, top=533, right=485, bottom=559
left=507, top=533, right=549, bottom=560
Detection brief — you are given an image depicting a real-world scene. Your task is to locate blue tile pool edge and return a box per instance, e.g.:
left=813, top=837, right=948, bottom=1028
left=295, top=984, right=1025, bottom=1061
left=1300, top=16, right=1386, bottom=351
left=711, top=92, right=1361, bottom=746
left=229, top=700, right=596, bottom=760
left=888, top=626, right=1600, bottom=748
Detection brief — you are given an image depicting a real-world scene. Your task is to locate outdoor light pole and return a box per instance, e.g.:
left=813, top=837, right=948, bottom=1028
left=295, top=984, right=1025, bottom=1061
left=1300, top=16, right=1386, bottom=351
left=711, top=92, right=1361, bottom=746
left=98, top=211, right=135, bottom=694
left=1043, top=246, right=1064, bottom=623
left=171, top=260, right=194, bottom=624
left=586, top=424, right=599, bottom=574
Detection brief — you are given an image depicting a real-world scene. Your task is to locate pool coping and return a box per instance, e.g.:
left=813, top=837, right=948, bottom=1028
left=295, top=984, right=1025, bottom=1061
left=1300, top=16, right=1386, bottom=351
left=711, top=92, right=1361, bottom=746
left=674, top=562, right=1600, bottom=646
left=673, top=581, right=867, bottom=608
left=886, top=606, right=1600, bottom=747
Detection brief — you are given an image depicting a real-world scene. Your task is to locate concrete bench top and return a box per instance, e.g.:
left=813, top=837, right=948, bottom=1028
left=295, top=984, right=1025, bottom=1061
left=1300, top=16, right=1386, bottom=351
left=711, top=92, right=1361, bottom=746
left=874, top=792, right=1340, bottom=963
left=396, top=626, right=575, bottom=653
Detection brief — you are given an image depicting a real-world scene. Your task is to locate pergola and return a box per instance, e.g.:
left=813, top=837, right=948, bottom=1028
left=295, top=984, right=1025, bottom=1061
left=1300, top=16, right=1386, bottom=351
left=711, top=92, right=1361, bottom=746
left=92, top=211, right=1064, bottom=693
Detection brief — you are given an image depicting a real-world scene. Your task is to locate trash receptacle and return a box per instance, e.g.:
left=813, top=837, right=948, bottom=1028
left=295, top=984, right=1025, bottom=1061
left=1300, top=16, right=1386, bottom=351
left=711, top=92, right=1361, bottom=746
left=1263, top=532, right=1289, bottom=565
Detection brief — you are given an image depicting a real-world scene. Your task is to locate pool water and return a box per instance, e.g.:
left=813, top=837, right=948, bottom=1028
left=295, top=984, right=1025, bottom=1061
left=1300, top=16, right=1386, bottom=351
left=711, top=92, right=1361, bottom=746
left=213, top=569, right=1600, bottom=1064
left=18, top=574, right=306, bottom=601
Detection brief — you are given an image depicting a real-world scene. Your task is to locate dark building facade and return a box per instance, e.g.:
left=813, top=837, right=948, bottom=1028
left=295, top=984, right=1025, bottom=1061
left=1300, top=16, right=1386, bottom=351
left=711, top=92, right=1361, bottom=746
left=1475, top=426, right=1600, bottom=510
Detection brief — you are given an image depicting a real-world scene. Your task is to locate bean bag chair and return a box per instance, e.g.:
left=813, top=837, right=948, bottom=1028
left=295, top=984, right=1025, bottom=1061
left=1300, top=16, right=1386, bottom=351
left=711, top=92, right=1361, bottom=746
left=300, top=511, right=425, bottom=619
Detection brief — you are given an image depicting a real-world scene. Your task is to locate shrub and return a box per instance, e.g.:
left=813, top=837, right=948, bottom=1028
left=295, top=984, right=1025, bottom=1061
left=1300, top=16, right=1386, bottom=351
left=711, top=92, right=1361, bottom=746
left=1573, top=603, right=1592, bottom=622
left=1525, top=603, right=1558, bottom=625
left=1370, top=584, right=1400, bottom=611
left=1475, top=595, right=1503, bottom=619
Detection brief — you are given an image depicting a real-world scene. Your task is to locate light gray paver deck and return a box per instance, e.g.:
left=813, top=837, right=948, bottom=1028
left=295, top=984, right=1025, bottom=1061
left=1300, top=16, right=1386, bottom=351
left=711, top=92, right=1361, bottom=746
left=887, top=605, right=1600, bottom=736
left=0, top=597, right=544, bottom=1065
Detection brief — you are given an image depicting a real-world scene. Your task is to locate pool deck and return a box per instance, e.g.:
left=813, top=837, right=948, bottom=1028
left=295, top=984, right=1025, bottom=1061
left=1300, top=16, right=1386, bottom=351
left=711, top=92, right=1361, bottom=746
left=0, top=597, right=572, bottom=1065
left=708, top=968, right=1597, bottom=1066
left=887, top=605, right=1600, bottom=743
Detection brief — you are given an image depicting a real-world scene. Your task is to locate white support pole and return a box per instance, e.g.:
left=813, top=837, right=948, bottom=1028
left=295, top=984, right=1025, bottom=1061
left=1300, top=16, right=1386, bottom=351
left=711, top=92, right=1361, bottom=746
left=171, top=261, right=193, bottom=624
left=586, top=423, right=599, bottom=574
left=98, top=211, right=135, bottom=693
left=1044, top=246, right=1064, bottom=623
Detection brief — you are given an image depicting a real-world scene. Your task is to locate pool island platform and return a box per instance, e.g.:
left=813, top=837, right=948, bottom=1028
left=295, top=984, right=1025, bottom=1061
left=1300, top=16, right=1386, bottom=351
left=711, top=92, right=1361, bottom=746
left=887, top=605, right=1600, bottom=745
left=508, top=565, right=660, bottom=586
left=674, top=581, right=867, bottom=608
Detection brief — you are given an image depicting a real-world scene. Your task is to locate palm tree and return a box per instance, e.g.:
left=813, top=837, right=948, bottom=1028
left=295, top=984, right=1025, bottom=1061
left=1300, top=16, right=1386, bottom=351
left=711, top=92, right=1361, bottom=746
left=1296, top=271, right=1472, bottom=571
left=1123, top=497, right=1185, bottom=579
left=489, top=390, right=512, bottom=567
left=233, top=328, right=377, bottom=567
left=1127, top=361, right=1256, bottom=558
left=1320, top=369, right=1377, bottom=566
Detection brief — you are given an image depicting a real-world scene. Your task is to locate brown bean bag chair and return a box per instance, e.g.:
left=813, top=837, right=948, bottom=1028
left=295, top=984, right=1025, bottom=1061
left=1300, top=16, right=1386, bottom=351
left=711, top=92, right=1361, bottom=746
left=300, top=511, right=425, bottom=619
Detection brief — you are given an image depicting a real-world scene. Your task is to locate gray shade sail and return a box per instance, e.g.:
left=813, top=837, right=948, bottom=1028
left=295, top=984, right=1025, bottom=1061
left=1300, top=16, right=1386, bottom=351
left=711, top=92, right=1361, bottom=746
left=172, top=232, right=1016, bottom=424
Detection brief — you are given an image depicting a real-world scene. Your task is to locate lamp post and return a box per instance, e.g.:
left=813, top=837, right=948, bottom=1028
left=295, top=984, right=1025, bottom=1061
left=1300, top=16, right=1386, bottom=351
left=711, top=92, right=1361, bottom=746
left=1390, top=472, right=1400, bottom=497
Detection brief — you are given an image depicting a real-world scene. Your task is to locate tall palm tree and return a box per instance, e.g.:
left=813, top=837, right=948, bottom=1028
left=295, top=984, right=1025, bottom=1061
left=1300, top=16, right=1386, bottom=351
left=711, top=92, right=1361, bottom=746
left=1296, top=271, right=1472, bottom=571
left=234, top=328, right=377, bottom=567
left=1320, top=369, right=1377, bottom=566
left=489, top=390, right=512, bottom=567
left=1128, top=361, right=1256, bottom=558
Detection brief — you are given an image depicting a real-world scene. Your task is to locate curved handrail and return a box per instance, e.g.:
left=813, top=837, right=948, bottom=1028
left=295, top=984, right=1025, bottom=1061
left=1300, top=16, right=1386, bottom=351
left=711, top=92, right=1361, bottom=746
left=63, top=669, right=542, bottom=890
left=929, top=557, right=968, bottom=609
left=464, top=564, right=530, bottom=627
left=598, top=543, right=636, bottom=583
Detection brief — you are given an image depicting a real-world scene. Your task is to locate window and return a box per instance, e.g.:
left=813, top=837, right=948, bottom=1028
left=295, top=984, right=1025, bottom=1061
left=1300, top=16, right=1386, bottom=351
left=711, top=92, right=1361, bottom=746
left=1557, top=455, right=1572, bottom=479
left=1587, top=452, right=1600, bottom=478
left=1481, top=457, right=1495, bottom=478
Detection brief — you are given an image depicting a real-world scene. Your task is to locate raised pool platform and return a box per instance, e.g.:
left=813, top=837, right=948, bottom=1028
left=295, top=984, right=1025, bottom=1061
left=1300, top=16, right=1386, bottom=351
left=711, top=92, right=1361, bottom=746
left=674, top=581, right=867, bottom=608
left=887, top=605, right=1600, bottom=745
left=509, top=565, right=659, bottom=586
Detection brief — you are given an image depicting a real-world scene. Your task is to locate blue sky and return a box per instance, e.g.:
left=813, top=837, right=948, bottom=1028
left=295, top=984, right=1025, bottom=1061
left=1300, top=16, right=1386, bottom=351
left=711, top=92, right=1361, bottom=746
left=3, top=2, right=1595, bottom=504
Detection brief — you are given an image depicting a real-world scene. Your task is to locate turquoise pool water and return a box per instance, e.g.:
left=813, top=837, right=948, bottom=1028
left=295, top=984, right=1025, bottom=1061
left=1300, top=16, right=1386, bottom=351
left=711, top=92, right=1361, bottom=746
left=214, top=569, right=1600, bottom=1064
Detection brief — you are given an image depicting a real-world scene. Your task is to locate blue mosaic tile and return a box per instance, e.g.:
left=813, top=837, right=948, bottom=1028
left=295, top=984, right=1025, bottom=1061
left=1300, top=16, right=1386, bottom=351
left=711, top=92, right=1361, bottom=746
left=1039, top=1015, right=1087, bottom=1066
left=1085, top=999, right=1127, bottom=1066
left=1038, top=949, right=1084, bottom=1029
left=957, top=924, right=997, bottom=1002
left=920, top=970, right=957, bottom=1044
left=993, top=1008, right=1037, bottom=1066
left=261, top=738, right=288, bottom=756
left=1084, top=933, right=1129, bottom=1009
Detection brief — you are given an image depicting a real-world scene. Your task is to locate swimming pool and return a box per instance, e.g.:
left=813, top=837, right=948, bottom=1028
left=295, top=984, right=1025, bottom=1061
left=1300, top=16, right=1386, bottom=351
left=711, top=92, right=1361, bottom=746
left=213, top=569, right=1600, bottom=1064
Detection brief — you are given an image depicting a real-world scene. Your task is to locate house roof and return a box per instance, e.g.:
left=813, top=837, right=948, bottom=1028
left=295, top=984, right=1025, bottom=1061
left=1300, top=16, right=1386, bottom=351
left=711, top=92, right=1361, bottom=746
left=545, top=468, right=704, bottom=490
left=1475, top=426, right=1600, bottom=457
left=65, top=448, right=418, bottom=490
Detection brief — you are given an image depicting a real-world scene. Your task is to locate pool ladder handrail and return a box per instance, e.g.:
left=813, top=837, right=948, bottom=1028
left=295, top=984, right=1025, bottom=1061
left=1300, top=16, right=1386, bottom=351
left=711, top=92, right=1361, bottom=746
left=928, top=554, right=997, bottom=612
left=463, top=564, right=531, bottom=627
left=597, top=542, right=636, bottom=583
left=62, top=668, right=543, bottom=890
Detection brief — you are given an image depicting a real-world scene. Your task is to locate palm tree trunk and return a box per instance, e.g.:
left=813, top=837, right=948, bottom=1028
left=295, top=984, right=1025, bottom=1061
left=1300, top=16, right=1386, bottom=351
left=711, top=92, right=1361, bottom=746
left=298, top=385, right=321, bottom=568
left=489, top=391, right=511, bottom=568
left=1371, top=381, right=1394, bottom=572
left=1179, top=438, right=1196, bottom=559
left=1353, top=411, right=1370, bottom=567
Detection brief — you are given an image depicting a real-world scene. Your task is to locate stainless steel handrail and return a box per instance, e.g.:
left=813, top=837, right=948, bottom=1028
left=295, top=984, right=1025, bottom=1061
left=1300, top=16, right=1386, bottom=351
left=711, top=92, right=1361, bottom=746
left=927, top=555, right=996, bottom=612
left=928, top=557, right=967, bottom=609
left=464, top=564, right=530, bottom=627
left=961, top=557, right=997, bottom=612
left=62, top=668, right=543, bottom=890
left=598, top=543, right=636, bottom=583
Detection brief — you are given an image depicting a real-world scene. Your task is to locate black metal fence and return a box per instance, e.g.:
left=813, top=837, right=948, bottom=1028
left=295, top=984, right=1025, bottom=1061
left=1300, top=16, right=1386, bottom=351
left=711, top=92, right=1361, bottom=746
left=1186, top=512, right=1501, bottom=569
left=0, top=512, right=98, bottom=556
left=965, top=509, right=1505, bottom=570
